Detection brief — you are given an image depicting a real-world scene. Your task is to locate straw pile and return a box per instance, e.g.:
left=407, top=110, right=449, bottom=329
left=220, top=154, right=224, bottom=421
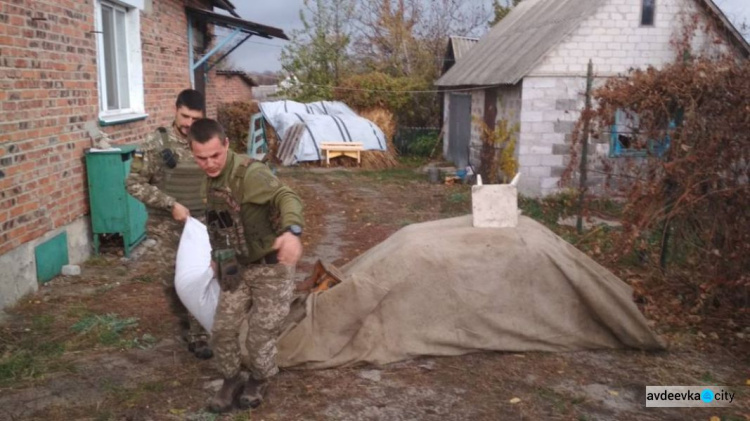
left=358, top=108, right=399, bottom=169
left=217, top=100, right=280, bottom=162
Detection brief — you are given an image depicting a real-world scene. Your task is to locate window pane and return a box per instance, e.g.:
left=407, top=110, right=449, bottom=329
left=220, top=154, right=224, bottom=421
left=115, top=9, right=130, bottom=109
left=642, top=0, right=655, bottom=26
left=101, top=4, right=118, bottom=109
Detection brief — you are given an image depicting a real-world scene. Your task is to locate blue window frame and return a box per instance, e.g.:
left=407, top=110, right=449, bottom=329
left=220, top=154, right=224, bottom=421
left=609, top=109, right=675, bottom=158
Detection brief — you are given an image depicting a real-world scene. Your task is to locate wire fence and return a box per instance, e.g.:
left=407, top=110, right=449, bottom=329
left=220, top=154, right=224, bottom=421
left=393, top=126, right=441, bottom=156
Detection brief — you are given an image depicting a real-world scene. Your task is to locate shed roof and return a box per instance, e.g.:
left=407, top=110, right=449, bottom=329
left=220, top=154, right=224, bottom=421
left=449, top=36, right=480, bottom=61
left=436, top=0, right=750, bottom=88
left=436, top=0, right=603, bottom=87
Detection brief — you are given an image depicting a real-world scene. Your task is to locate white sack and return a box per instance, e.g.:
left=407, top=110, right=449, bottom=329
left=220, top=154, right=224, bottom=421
left=175, top=217, right=219, bottom=332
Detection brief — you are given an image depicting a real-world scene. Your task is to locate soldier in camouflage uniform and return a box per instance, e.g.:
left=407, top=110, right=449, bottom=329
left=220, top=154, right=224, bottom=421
left=188, top=118, right=304, bottom=413
left=126, top=89, right=213, bottom=359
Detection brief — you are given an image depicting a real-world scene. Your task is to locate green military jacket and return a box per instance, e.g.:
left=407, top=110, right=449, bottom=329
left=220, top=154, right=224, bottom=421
left=205, top=150, right=304, bottom=264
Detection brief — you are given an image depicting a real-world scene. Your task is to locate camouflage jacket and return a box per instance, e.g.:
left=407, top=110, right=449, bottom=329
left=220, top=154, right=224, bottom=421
left=205, top=150, right=304, bottom=263
left=125, top=123, right=193, bottom=212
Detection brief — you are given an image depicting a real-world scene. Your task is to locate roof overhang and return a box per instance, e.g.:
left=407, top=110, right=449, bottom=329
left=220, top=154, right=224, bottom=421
left=216, top=70, right=258, bottom=87
left=698, top=0, right=750, bottom=58
left=186, top=6, right=289, bottom=40
left=211, top=0, right=239, bottom=18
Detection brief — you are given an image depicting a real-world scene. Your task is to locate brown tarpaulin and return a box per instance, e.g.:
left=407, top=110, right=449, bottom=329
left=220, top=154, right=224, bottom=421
left=258, top=215, right=665, bottom=369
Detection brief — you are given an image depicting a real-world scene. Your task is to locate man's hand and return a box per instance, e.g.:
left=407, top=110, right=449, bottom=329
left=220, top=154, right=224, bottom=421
left=273, top=232, right=303, bottom=266
left=172, top=202, right=190, bottom=222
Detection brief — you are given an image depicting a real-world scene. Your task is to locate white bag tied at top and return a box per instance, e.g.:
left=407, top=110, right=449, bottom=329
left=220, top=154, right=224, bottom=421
left=175, top=217, right=220, bottom=331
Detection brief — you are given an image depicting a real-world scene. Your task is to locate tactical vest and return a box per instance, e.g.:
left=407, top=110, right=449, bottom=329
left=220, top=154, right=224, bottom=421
left=206, top=156, right=255, bottom=265
left=154, top=128, right=206, bottom=215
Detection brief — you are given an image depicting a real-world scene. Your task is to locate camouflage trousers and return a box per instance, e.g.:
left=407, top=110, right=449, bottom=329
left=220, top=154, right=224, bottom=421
left=146, top=214, right=208, bottom=342
left=211, top=263, right=295, bottom=380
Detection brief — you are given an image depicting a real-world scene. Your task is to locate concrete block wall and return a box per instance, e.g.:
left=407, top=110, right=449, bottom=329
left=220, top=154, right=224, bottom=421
left=468, top=89, right=485, bottom=169
left=517, top=76, right=586, bottom=196
left=0, top=0, right=216, bottom=310
left=531, top=0, right=730, bottom=78
left=516, top=0, right=737, bottom=196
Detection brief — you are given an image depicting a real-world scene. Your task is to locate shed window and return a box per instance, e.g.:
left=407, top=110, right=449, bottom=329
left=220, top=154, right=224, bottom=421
left=609, top=109, right=674, bottom=158
left=641, top=0, right=655, bottom=26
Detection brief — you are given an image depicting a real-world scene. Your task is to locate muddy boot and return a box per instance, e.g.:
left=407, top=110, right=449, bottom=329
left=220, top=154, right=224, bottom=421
left=237, top=378, right=269, bottom=410
left=187, top=339, right=213, bottom=360
left=207, top=375, right=244, bottom=413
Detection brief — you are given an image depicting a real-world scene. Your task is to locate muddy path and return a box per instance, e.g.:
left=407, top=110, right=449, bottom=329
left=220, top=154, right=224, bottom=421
left=1, top=167, right=747, bottom=421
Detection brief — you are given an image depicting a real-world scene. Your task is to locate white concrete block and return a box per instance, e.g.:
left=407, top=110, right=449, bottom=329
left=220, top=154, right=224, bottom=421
left=530, top=166, right=552, bottom=177
left=62, top=265, right=81, bottom=276
left=542, top=155, right=564, bottom=167
left=472, top=183, right=519, bottom=228
left=521, top=111, right=544, bottom=122
left=519, top=154, right=542, bottom=166
left=541, top=176, right=562, bottom=189
left=530, top=145, right=553, bottom=155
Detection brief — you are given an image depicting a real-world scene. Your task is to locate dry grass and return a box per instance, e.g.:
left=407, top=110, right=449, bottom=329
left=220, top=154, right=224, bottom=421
left=359, top=108, right=399, bottom=170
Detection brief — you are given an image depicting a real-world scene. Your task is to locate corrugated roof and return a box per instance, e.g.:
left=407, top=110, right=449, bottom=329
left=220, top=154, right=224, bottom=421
left=450, top=36, right=480, bottom=61
left=436, top=0, right=603, bottom=87
left=436, top=0, right=750, bottom=88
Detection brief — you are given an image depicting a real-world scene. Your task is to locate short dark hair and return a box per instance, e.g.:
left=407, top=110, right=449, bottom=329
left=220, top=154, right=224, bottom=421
left=175, top=89, right=205, bottom=112
left=188, top=118, right=227, bottom=145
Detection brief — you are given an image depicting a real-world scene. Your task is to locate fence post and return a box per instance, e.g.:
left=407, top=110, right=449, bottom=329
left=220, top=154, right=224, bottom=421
left=577, top=60, right=594, bottom=234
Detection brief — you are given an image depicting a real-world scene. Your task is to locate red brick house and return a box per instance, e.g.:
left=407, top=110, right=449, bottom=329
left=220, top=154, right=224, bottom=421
left=214, top=69, right=256, bottom=107
left=0, top=0, right=287, bottom=309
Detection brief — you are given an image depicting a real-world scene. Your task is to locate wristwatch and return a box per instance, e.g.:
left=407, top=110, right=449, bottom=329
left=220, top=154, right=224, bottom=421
left=286, top=224, right=303, bottom=236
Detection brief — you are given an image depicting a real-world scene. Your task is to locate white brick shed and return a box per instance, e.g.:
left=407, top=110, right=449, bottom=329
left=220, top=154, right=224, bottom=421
left=436, top=0, right=750, bottom=197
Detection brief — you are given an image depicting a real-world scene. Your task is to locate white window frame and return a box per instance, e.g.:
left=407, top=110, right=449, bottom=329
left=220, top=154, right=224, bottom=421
left=94, top=0, right=147, bottom=125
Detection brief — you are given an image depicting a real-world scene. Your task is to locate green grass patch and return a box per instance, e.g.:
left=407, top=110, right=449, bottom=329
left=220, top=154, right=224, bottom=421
left=70, top=314, right=139, bottom=348
left=0, top=340, right=67, bottom=386
left=358, top=167, right=423, bottom=183
left=121, top=333, right=158, bottom=350
left=32, top=314, right=55, bottom=334
left=85, top=256, right=111, bottom=267
left=440, top=187, right=472, bottom=216
left=131, top=275, right=155, bottom=284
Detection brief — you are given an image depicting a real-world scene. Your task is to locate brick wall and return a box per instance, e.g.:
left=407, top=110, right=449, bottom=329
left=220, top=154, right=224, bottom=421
left=213, top=73, right=254, bottom=107
left=0, top=0, right=216, bottom=256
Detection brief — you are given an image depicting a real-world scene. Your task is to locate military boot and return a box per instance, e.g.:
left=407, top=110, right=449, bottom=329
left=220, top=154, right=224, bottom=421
left=237, top=378, right=269, bottom=410
left=187, top=338, right=213, bottom=360
left=207, top=375, right=244, bottom=413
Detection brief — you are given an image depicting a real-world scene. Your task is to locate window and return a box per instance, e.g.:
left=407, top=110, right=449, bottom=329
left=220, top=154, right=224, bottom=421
left=641, top=0, right=655, bottom=26
left=94, top=0, right=146, bottom=125
left=609, top=109, right=674, bottom=158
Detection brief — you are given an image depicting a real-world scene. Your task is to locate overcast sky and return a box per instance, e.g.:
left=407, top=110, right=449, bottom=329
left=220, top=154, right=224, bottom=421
left=220, top=0, right=750, bottom=73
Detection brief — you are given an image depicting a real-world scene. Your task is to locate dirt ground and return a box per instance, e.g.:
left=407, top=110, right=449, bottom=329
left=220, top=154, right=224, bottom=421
left=1, top=166, right=748, bottom=421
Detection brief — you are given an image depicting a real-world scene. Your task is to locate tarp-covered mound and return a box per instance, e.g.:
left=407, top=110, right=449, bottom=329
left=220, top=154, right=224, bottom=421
left=273, top=215, right=665, bottom=369
left=259, top=100, right=388, bottom=164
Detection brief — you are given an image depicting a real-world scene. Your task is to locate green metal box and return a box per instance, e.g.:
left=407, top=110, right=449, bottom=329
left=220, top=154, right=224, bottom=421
left=85, top=145, right=147, bottom=257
